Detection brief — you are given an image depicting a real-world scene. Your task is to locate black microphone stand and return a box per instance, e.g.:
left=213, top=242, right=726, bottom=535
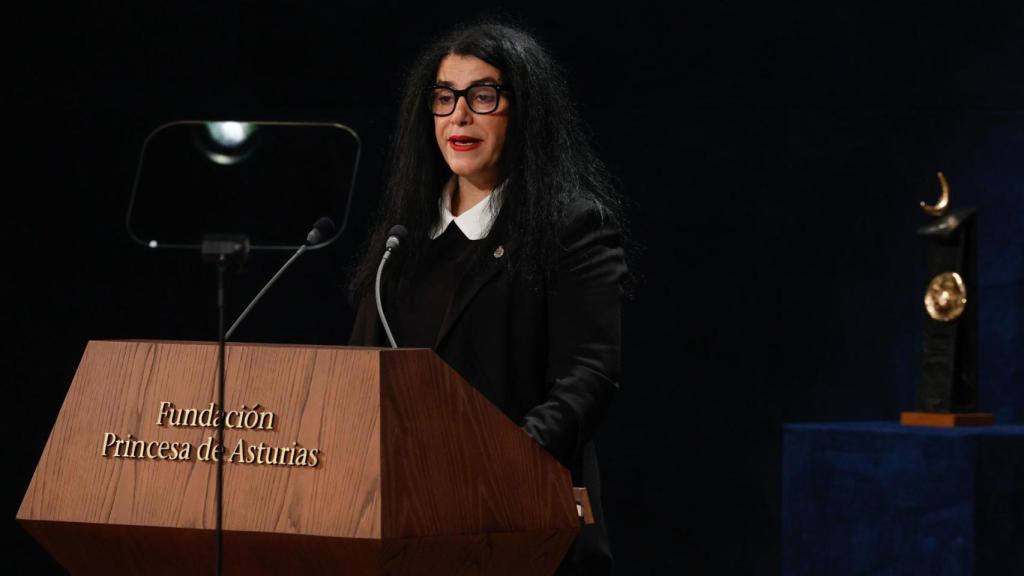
left=201, top=234, right=250, bottom=576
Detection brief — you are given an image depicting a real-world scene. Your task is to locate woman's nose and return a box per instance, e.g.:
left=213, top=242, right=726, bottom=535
left=451, top=96, right=473, bottom=124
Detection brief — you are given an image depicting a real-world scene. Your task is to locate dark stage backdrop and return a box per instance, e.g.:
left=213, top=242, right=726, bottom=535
left=7, top=3, right=1022, bottom=574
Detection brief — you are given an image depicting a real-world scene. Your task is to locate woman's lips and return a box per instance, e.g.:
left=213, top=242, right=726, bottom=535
left=449, top=136, right=482, bottom=151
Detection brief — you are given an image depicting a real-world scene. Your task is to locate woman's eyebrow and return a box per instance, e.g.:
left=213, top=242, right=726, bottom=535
left=434, top=76, right=501, bottom=87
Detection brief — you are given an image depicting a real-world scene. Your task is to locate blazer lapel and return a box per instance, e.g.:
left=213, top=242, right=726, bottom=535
left=434, top=238, right=511, bottom=348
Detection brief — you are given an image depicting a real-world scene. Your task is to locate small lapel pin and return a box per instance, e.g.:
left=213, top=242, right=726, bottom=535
left=493, top=245, right=505, bottom=259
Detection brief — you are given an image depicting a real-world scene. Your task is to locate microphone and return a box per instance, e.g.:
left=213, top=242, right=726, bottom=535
left=225, top=217, right=336, bottom=340
left=306, top=216, right=336, bottom=245
left=375, top=224, right=407, bottom=348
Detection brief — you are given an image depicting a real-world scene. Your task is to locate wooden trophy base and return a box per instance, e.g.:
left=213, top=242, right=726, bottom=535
left=900, top=411, right=995, bottom=428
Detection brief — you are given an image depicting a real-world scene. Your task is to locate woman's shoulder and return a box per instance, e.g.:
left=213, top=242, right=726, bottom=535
left=556, top=196, right=623, bottom=253
left=546, top=196, right=628, bottom=287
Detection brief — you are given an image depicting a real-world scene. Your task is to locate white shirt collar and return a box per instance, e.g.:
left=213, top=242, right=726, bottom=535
left=429, top=176, right=506, bottom=240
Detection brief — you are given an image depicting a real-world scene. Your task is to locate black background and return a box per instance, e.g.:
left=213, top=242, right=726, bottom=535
left=7, top=2, right=1023, bottom=573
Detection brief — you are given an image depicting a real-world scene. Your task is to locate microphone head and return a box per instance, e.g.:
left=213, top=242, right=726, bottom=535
left=385, top=224, right=408, bottom=250
left=387, top=224, right=408, bottom=240
left=306, top=216, right=337, bottom=245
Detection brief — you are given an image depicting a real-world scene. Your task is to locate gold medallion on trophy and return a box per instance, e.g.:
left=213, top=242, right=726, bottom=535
left=923, top=272, right=967, bottom=322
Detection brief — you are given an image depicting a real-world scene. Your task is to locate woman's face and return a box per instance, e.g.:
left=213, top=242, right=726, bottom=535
left=433, top=54, right=509, bottom=190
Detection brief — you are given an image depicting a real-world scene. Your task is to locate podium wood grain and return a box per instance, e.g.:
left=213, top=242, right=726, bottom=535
left=18, top=340, right=578, bottom=574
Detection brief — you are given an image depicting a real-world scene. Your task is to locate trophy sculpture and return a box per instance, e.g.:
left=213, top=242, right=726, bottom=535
left=901, top=172, right=993, bottom=427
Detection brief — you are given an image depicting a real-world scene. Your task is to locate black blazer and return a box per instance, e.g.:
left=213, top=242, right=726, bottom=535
left=350, top=198, right=626, bottom=574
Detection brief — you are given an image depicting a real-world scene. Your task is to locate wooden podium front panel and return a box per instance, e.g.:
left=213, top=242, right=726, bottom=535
left=18, top=340, right=382, bottom=540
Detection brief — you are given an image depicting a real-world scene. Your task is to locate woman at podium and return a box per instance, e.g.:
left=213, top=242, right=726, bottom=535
left=349, top=21, right=627, bottom=574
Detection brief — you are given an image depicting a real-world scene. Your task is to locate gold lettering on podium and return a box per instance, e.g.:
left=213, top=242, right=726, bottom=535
left=100, top=401, right=319, bottom=467
left=156, top=401, right=276, bottom=430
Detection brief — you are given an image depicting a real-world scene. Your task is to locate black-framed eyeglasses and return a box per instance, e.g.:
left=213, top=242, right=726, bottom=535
left=428, top=84, right=512, bottom=116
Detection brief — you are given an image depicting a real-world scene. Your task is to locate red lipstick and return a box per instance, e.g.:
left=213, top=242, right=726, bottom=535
left=449, top=135, right=482, bottom=151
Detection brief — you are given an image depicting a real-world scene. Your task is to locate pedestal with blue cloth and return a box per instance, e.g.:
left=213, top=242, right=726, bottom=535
left=782, top=422, right=1024, bottom=575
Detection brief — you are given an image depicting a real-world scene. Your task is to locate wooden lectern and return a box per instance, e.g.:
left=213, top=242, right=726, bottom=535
left=18, top=340, right=583, bottom=574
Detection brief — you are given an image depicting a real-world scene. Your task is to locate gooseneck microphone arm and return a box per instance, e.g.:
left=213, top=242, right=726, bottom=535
left=225, top=217, right=335, bottom=340
left=375, top=225, right=407, bottom=349
left=226, top=247, right=305, bottom=340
